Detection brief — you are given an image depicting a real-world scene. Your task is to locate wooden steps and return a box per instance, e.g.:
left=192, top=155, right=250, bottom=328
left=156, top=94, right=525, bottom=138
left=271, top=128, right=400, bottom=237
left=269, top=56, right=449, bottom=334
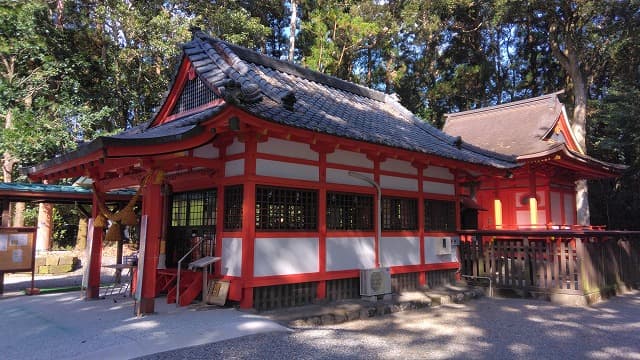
left=166, top=270, right=203, bottom=306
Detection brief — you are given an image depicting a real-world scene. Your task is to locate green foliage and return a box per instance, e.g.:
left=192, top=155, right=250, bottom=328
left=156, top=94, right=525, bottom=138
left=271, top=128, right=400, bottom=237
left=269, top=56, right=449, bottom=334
left=589, top=82, right=640, bottom=229
left=52, top=205, right=80, bottom=250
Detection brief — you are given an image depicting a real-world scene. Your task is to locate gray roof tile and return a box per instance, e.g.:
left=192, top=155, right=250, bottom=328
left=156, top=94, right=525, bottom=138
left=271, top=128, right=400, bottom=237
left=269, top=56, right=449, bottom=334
left=129, top=31, right=517, bottom=169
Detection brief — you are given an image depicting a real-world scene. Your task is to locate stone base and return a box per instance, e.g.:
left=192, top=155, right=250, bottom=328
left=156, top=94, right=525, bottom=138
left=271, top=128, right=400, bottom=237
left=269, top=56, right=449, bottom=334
left=361, top=293, right=393, bottom=302
left=35, top=252, right=80, bottom=274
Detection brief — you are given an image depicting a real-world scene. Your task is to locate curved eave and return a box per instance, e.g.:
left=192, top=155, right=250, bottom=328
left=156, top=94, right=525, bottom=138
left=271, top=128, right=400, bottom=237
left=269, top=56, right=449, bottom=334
left=518, top=145, right=627, bottom=179
left=25, top=108, right=226, bottom=181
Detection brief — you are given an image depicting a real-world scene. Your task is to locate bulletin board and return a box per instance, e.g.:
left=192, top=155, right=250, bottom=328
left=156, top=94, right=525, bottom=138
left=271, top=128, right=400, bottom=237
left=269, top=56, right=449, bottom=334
left=0, top=228, right=36, bottom=272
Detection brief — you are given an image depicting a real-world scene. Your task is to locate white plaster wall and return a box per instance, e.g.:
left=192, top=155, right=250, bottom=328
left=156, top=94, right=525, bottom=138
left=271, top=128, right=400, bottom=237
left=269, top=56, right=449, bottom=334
left=424, top=166, right=454, bottom=180
left=326, top=237, right=375, bottom=271
left=221, top=237, right=242, bottom=276
left=192, top=143, right=219, bottom=159
left=380, top=236, right=420, bottom=267
left=257, top=138, right=318, bottom=161
left=254, top=237, right=319, bottom=276
left=381, top=175, right=418, bottom=192
left=424, top=236, right=459, bottom=264
left=381, top=158, right=415, bottom=175
left=327, top=150, right=373, bottom=168
left=550, top=192, right=563, bottom=226
left=226, top=138, right=245, bottom=155
left=537, top=210, right=547, bottom=225
left=225, top=159, right=244, bottom=177
left=516, top=210, right=546, bottom=227
left=256, top=159, right=318, bottom=181
left=516, top=210, right=530, bottom=226
left=327, top=168, right=374, bottom=186
left=564, top=193, right=576, bottom=224
left=423, top=181, right=455, bottom=195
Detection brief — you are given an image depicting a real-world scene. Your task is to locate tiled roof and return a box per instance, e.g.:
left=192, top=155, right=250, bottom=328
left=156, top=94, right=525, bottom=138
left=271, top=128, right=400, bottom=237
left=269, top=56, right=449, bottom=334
left=443, top=92, right=565, bottom=157
left=27, top=31, right=517, bottom=177
left=147, top=31, right=516, bottom=169
left=443, top=92, right=627, bottom=176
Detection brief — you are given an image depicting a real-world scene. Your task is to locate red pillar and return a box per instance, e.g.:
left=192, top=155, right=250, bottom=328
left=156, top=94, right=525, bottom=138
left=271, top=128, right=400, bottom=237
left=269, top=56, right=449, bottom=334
left=137, top=174, right=163, bottom=314
left=316, top=150, right=328, bottom=300
left=240, top=134, right=257, bottom=309
left=87, top=190, right=104, bottom=299
left=415, top=163, right=426, bottom=287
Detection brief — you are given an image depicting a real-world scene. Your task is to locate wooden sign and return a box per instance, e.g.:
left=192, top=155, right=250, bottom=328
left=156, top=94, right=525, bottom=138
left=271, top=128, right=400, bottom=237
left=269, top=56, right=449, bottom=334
left=0, top=228, right=36, bottom=272
left=206, top=280, right=230, bottom=306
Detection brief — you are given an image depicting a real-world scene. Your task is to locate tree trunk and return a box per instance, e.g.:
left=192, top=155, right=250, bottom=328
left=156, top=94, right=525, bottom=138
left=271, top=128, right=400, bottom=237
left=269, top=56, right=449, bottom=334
left=549, top=21, right=590, bottom=226
left=36, top=203, right=53, bottom=250
left=12, top=202, right=25, bottom=227
left=288, top=0, right=297, bottom=62
left=76, top=217, right=88, bottom=250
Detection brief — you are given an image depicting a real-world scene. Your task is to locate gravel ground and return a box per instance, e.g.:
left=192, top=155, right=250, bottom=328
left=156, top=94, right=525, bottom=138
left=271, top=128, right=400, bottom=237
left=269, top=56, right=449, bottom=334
left=138, top=291, right=640, bottom=360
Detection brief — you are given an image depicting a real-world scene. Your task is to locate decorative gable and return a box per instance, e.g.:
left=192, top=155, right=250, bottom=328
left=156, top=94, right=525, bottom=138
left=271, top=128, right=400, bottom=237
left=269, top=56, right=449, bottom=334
left=170, top=75, right=219, bottom=116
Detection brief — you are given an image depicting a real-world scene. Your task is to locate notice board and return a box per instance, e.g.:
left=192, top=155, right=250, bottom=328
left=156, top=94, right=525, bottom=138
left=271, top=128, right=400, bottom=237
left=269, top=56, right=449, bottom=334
left=0, top=228, right=36, bottom=272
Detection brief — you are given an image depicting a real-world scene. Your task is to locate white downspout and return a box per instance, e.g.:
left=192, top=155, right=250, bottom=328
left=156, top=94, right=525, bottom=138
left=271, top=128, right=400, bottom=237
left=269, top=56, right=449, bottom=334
left=348, top=171, right=382, bottom=268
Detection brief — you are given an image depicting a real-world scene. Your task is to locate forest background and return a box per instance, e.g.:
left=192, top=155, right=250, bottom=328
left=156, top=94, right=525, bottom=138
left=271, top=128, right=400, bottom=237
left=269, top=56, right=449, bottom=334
left=1, top=0, right=639, bottom=248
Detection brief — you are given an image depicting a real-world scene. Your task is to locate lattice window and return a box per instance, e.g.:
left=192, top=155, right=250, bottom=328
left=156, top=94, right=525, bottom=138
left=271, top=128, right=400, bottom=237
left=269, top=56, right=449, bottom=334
left=256, top=186, right=317, bottom=231
left=170, top=189, right=217, bottom=227
left=327, top=192, right=373, bottom=231
left=224, top=185, right=244, bottom=231
left=425, top=199, right=456, bottom=231
left=382, top=196, right=418, bottom=231
left=171, top=193, right=188, bottom=227
left=170, top=76, right=218, bottom=115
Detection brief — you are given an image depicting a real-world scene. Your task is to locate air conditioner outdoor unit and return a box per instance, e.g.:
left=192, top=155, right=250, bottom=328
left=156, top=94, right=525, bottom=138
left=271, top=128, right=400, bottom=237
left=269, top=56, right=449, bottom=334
left=436, top=237, right=452, bottom=255
left=360, top=267, right=392, bottom=297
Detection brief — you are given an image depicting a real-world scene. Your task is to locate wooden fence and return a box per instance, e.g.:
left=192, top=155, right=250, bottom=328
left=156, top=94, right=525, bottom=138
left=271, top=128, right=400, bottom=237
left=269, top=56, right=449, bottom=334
left=459, top=230, right=640, bottom=302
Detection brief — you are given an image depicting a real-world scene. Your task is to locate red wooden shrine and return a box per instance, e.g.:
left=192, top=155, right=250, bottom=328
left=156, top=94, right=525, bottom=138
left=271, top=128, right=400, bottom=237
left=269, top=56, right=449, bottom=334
left=26, top=32, right=623, bottom=313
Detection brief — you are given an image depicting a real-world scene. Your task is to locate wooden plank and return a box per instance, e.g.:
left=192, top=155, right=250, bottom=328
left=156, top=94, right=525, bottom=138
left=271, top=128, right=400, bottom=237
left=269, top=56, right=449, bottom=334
left=549, top=240, right=558, bottom=289
left=489, top=239, right=495, bottom=282
left=523, top=237, right=530, bottom=288
left=560, top=240, right=568, bottom=290
left=496, top=241, right=504, bottom=286
left=568, top=240, right=576, bottom=290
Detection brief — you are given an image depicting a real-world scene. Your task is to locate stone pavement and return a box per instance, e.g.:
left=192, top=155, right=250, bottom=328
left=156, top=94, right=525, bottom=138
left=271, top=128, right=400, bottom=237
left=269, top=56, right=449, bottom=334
left=0, top=290, right=288, bottom=360
left=1, top=269, right=486, bottom=359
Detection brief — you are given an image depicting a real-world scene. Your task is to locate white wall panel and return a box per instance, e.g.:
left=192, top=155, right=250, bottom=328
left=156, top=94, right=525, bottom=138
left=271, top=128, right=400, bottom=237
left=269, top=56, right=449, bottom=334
left=327, top=150, right=373, bottom=168
left=564, top=193, right=576, bottom=225
left=192, top=143, right=219, bottom=159
left=226, top=138, right=245, bottom=155
left=381, top=175, right=418, bottom=192
left=327, top=168, right=374, bottom=186
left=225, top=159, right=244, bottom=177
left=221, top=237, right=242, bottom=276
left=326, top=237, right=375, bottom=271
left=256, top=159, right=318, bottom=181
left=424, top=236, right=459, bottom=264
left=424, top=166, right=454, bottom=180
left=423, top=181, right=455, bottom=195
left=516, top=210, right=530, bottom=226
left=254, top=237, right=319, bottom=276
left=258, top=138, right=318, bottom=161
left=380, top=236, right=420, bottom=267
left=381, top=158, right=416, bottom=175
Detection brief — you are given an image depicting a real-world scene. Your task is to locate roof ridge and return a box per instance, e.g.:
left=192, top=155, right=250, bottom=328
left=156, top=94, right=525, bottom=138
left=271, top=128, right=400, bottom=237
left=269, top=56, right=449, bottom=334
left=445, top=90, right=565, bottom=118
left=195, top=33, right=388, bottom=103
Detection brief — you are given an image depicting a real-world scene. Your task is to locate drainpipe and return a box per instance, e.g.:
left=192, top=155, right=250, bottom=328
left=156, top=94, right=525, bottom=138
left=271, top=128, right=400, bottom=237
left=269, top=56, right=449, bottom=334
left=348, top=171, right=382, bottom=268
